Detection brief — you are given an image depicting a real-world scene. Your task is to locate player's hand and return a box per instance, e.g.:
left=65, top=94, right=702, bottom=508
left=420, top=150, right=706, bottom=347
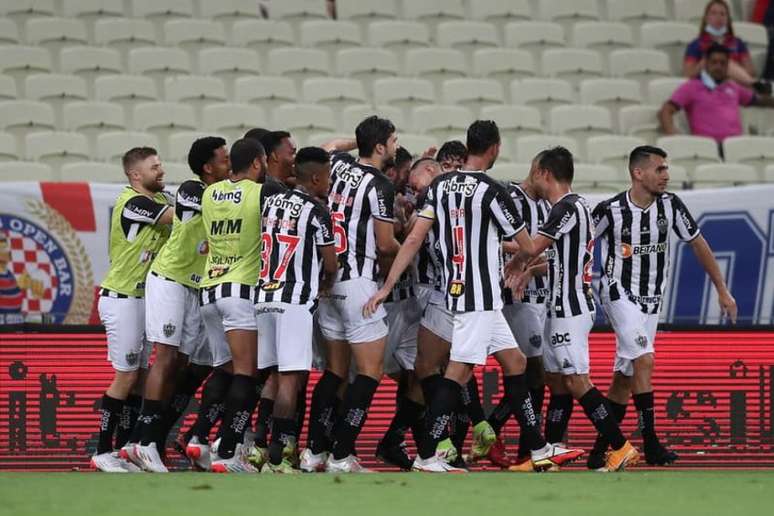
left=421, top=146, right=437, bottom=158
left=505, top=270, right=530, bottom=298
left=719, top=289, right=738, bottom=324
left=363, top=288, right=390, bottom=318
left=504, top=254, right=526, bottom=278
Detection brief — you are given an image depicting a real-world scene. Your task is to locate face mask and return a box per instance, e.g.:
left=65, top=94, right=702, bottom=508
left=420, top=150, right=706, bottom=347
left=700, top=70, right=718, bottom=90
left=705, top=24, right=728, bottom=37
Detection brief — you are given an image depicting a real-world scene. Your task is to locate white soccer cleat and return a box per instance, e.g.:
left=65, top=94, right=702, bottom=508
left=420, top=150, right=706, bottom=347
left=531, top=443, right=585, bottom=471
left=411, top=454, right=467, bottom=473
left=185, top=436, right=212, bottom=471
left=210, top=443, right=259, bottom=473
left=92, top=451, right=129, bottom=473
left=119, top=443, right=143, bottom=469
left=299, top=448, right=329, bottom=473
left=136, top=442, right=169, bottom=473
left=325, top=454, right=372, bottom=473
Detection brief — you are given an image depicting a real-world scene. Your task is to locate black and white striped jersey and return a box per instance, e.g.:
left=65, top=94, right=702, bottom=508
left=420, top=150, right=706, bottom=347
left=538, top=193, right=596, bottom=318
left=419, top=170, right=525, bottom=312
left=502, top=182, right=551, bottom=306
left=384, top=270, right=416, bottom=303
left=592, top=191, right=700, bottom=314
left=412, top=190, right=439, bottom=287
left=328, top=152, right=395, bottom=282
left=256, top=188, right=334, bottom=305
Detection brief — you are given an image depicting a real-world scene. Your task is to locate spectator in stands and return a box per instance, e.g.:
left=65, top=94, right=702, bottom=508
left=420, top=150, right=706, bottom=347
left=660, top=43, right=774, bottom=144
left=683, top=0, right=758, bottom=86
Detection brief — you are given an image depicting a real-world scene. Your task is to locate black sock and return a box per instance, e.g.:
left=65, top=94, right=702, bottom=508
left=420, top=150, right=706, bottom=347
left=420, top=374, right=443, bottom=407
left=579, top=388, right=626, bottom=450
left=418, top=378, right=460, bottom=459
left=592, top=400, right=628, bottom=453
left=504, top=374, right=546, bottom=451
left=269, top=417, right=297, bottom=466
left=160, top=364, right=211, bottom=444
left=633, top=392, right=656, bottom=443
left=307, top=370, right=343, bottom=454
left=331, top=375, right=379, bottom=460
left=138, top=399, right=165, bottom=447
left=115, top=394, right=142, bottom=449
left=218, top=374, right=259, bottom=460
left=408, top=399, right=426, bottom=449
left=295, top=375, right=309, bottom=437
left=544, top=393, right=574, bottom=444
left=188, top=369, right=232, bottom=444
left=487, top=397, right=511, bottom=435
left=517, top=386, right=546, bottom=458
left=96, top=394, right=124, bottom=454
left=450, top=403, right=470, bottom=455
left=253, top=398, right=274, bottom=448
left=463, top=376, right=486, bottom=425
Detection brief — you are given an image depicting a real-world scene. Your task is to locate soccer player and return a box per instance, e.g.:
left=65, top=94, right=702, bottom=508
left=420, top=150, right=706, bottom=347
left=198, top=138, right=282, bottom=472
left=303, top=116, right=400, bottom=473
left=506, top=146, right=640, bottom=472
left=260, top=130, right=296, bottom=189
left=129, top=137, right=230, bottom=472
left=435, top=140, right=466, bottom=173
left=587, top=145, right=738, bottom=468
left=91, top=147, right=173, bottom=472
left=255, top=147, right=338, bottom=473
left=365, top=121, right=583, bottom=473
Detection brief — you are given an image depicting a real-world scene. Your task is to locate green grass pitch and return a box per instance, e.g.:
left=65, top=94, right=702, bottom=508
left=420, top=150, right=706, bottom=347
left=1, top=471, right=773, bottom=516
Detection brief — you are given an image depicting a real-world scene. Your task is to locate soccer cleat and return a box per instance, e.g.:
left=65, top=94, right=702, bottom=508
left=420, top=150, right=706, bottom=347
left=435, top=438, right=459, bottom=464
left=247, top=445, right=269, bottom=469
left=531, top=443, right=585, bottom=471
left=586, top=434, right=608, bottom=471
left=487, top=436, right=513, bottom=469
left=604, top=441, right=640, bottom=472
left=299, top=449, right=329, bottom=473
left=92, top=451, right=129, bottom=473
left=261, top=459, right=298, bottom=474
left=210, top=443, right=259, bottom=473
left=467, top=421, right=497, bottom=462
left=119, top=443, right=144, bottom=469
left=185, top=436, right=212, bottom=471
left=507, top=459, right=536, bottom=473
left=412, top=453, right=467, bottom=473
left=376, top=439, right=412, bottom=471
left=325, top=454, right=372, bottom=473
left=644, top=439, right=679, bottom=466
left=135, top=442, right=168, bottom=473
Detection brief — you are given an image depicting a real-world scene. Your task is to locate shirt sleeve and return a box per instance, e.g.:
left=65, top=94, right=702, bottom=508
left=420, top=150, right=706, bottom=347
left=260, top=181, right=286, bottom=204
left=670, top=194, right=701, bottom=242
left=669, top=81, right=695, bottom=110
left=418, top=184, right=436, bottom=221
left=735, top=82, right=755, bottom=106
left=175, top=181, right=204, bottom=221
left=369, top=177, right=395, bottom=223
left=736, top=37, right=751, bottom=59
left=123, top=195, right=169, bottom=225
left=591, top=201, right=610, bottom=238
left=313, top=205, right=335, bottom=247
left=684, top=39, right=703, bottom=62
left=491, top=186, right=525, bottom=238
left=538, top=200, right=577, bottom=240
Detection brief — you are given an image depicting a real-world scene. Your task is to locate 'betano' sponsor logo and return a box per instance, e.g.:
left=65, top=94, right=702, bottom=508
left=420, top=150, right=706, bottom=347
left=621, top=242, right=668, bottom=258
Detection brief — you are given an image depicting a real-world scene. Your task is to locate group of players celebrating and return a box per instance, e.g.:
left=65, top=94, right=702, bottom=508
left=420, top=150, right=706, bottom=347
left=90, top=115, right=737, bottom=474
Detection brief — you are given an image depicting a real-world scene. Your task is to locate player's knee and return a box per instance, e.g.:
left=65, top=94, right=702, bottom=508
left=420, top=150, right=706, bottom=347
left=498, top=349, right=526, bottom=376
left=562, top=374, right=591, bottom=397
left=634, top=352, right=655, bottom=373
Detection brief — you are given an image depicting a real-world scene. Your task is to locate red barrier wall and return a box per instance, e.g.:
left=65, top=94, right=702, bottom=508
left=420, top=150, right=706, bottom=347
left=1, top=330, right=773, bottom=470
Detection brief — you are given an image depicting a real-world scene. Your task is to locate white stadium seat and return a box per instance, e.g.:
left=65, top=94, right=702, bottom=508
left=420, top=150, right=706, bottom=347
left=586, top=135, right=647, bottom=170
left=302, top=78, right=369, bottom=109
left=549, top=105, right=614, bottom=141
left=64, top=0, right=124, bottom=19
left=168, top=132, right=216, bottom=163
left=469, top=0, right=532, bottom=31
left=201, top=0, right=264, bottom=27
left=504, top=22, right=566, bottom=58
left=606, top=0, right=668, bottom=25
left=271, top=104, right=337, bottom=145
left=472, top=49, right=536, bottom=86
left=336, top=48, right=400, bottom=82
left=25, top=18, right=89, bottom=54
left=489, top=163, right=530, bottom=183
left=133, top=102, right=198, bottom=148
left=648, top=77, right=688, bottom=106
left=164, top=76, right=228, bottom=115
left=340, top=104, right=406, bottom=134
left=60, top=161, right=124, bottom=183
left=723, top=136, right=774, bottom=173
left=0, top=162, right=55, bottom=182
left=94, top=19, right=156, bottom=55
left=96, top=131, right=160, bottom=162
left=337, top=0, right=399, bottom=23
left=405, top=48, right=468, bottom=85
left=131, top=0, right=194, bottom=24
left=764, top=164, right=774, bottom=183
left=441, top=78, right=505, bottom=111
left=0, top=132, right=19, bottom=161
left=479, top=105, right=543, bottom=138
left=234, top=76, right=299, bottom=110
left=163, top=19, right=227, bottom=52
left=299, top=20, right=363, bottom=53
left=512, top=78, right=575, bottom=114
left=367, top=21, right=431, bottom=55
left=401, top=0, right=466, bottom=27
left=25, top=131, right=90, bottom=169
left=411, top=105, right=473, bottom=141
left=656, top=135, right=721, bottom=174
left=395, top=134, right=439, bottom=156
left=373, top=77, right=436, bottom=117
left=202, top=103, right=267, bottom=144
left=735, top=22, right=770, bottom=71
left=128, top=47, right=192, bottom=85
left=0, top=19, right=20, bottom=45
left=60, top=47, right=123, bottom=83
left=539, top=0, right=600, bottom=27
left=579, top=79, right=643, bottom=108
left=516, top=135, right=580, bottom=162
left=231, top=20, right=295, bottom=57
left=159, top=162, right=192, bottom=184
left=692, top=163, right=760, bottom=188
left=95, top=75, right=159, bottom=112
left=268, top=48, right=330, bottom=80
left=672, top=0, right=708, bottom=23
left=197, top=48, right=261, bottom=80
left=0, top=46, right=53, bottom=79
left=609, top=49, right=671, bottom=82
left=0, top=75, right=15, bottom=101
left=24, top=74, right=88, bottom=113
left=270, top=0, right=329, bottom=22
left=0, top=101, right=56, bottom=146
left=619, top=105, right=661, bottom=142
left=0, top=1, right=56, bottom=24
left=640, top=22, right=696, bottom=72
left=435, top=21, right=500, bottom=54
left=572, top=22, right=633, bottom=54
left=572, top=164, right=623, bottom=190
left=63, top=102, right=126, bottom=138
left=541, top=48, right=604, bottom=86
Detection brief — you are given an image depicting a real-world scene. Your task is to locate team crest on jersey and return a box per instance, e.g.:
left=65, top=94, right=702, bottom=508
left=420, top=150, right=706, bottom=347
left=261, top=280, right=284, bottom=292
left=449, top=280, right=465, bottom=297
left=0, top=202, right=93, bottom=324
left=163, top=322, right=176, bottom=338
left=657, top=216, right=669, bottom=234
left=125, top=352, right=139, bottom=366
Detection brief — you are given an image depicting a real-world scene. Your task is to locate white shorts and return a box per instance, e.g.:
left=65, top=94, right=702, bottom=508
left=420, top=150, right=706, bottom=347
left=98, top=296, right=150, bottom=372
left=256, top=302, right=314, bottom=372
left=200, top=296, right=256, bottom=367
left=603, top=297, right=658, bottom=377
left=188, top=337, right=217, bottom=367
left=145, top=272, right=204, bottom=355
left=502, top=302, right=546, bottom=359
left=420, top=298, right=454, bottom=343
left=543, top=313, right=594, bottom=375
left=317, top=277, right=388, bottom=343
left=415, top=283, right=434, bottom=312
left=383, top=297, right=421, bottom=374
left=451, top=310, right=518, bottom=366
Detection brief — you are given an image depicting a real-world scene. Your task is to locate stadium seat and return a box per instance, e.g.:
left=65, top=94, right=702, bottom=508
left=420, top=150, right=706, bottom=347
left=0, top=46, right=53, bottom=81
left=572, top=163, right=623, bottom=190
left=511, top=78, right=575, bottom=115
left=656, top=135, right=720, bottom=174
left=579, top=78, right=643, bottom=109
left=764, top=164, right=774, bottom=183
left=133, top=102, right=198, bottom=148
left=0, top=19, right=20, bottom=45
left=131, top=0, right=194, bottom=29
left=299, top=20, right=364, bottom=53
left=202, top=103, right=267, bottom=144
left=469, top=0, right=532, bottom=32
left=405, top=48, right=468, bottom=85
left=0, top=162, right=55, bottom=182
left=479, top=105, right=543, bottom=138
left=586, top=135, right=647, bottom=171
left=665, top=163, right=690, bottom=186
left=201, top=0, right=264, bottom=29
left=24, top=74, right=88, bottom=123
left=168, top=131, right=216, bottom=163
left=234, top=76, right=298, bottom=111
left=336, top=48, right=400, bottom=83
left=609, top=49, right=671, bottom=82
left=231, top=20, right=295, bottom=58
left=197, top=48, right=262, bottom=88
left=516, top=135, right=581, bottom=162
left=411, top=105, right=473, bottom=141
left=692, top=163, right=759, bottom=188
left=648, top=77, right=687, bottom=106
left=735, top=22, right=769, bottom=72
left=60, top=161, right=124, bottom=182
left=489, top=163, right=530, bottom=183
left=723, top=136, right=774, bottom=173
left=619, top=105, right=661, bottom=142
left=94, top=19, right=157, bottom=56
left=441, top=78, right=505, bottom=111
left=60, top=47, right=123, bottom=85
left=541, top=48, right=604, bottom=87
left=401, top=0, right=466, bottom=28
left=472, top=49, right=536, bottom=88
left=672, top=0, right=707, bottom=23
left=63, top=102, right=126, bottom=147
left=395, top=134, right=439, bottom=156
left=164, top=76, right=228, bottom=115
left=549, top=105, right=614, bottom=146
left=159, top=161, right=191, bottom=183
left=640, top=22, right=696, bottom=73
left=539, top=0, right=601, bottom=28
left=63, top=0, right=124, bottom=19
left=0, top=101, right=56, bottom=147
left=128, top=48, right=192, bottom=87
left=571, top=22, right=633, bottom=56
left=25, top=18, right=89, bottom=55
left=96, top=131, right=159, bottom=162
left=337, top=0, right=399, bottom=25
left=270, top=0, right=328, bottom=23
left=25, top=131, right=90, bottom=171
left=0, top=1, right=56, bottom=24
left=504, top=22, right=566, bottom=59
left=163, top=19, right=226, bottom=54
left=436, top=21, right=500, bottom=54
left=95, top=75, right=159, bottom=115
left=367, top=21, right=431, bottom=55
left=741, top=105, right=774, bottom=136
left=268, top=48, right=330, bottom=81
left=302, top=78, right=369, bottom=109
left=340, top=104, right=406, bottom=134
left=0, top=132, right=19, bottom=161
left=373, top=77, right=436, bottom=117
left=271, top=104, right=337, bottom=145
left=0, top=76, right=15, bottom=101
left=606, top=0, right=668, bottom=26
left=306, top=133, right=354, bottom=149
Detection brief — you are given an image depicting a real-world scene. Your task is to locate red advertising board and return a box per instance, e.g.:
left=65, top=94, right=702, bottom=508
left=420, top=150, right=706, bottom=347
left=1, top=330, right=773, bottom=470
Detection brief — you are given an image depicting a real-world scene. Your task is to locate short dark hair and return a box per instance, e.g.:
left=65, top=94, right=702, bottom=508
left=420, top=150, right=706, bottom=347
left=259, top=130, right=291, bottom=157
left=295, top=146, right=330, bottom=182
left=355, top=115, right=395, bottom=157
left=395, top=146, right=412, bottom=167
left=705, top=42, right=731, bottom=60
left=628, top=145, right=667, bottom=173
left=436, top=140, right=466, bottom=163
left=188, top=136, right=226, bottom=177
left=244, top=127, right=269, bottom=142
left=466, top=120, right=500, bottom=156
left=122, top=146, right=157, bottom=173
left=229, top=138, right=265, bottom=174
left=537, top=146, right=574, bottom=184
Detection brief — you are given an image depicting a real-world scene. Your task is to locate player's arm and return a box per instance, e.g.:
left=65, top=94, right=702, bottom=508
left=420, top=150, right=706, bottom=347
left=157, top=207, right=173, bottom=225
left=374, top=219, right=401, bottom=276
left=363, top=217, right=432, bottom=317
left=317, top=243, right=337, bottom=297
left=319, top=138, right=357, bottom=153
left=689, top=235, right=738, bottom=324
left=507, top=259, right=548, bottom=298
